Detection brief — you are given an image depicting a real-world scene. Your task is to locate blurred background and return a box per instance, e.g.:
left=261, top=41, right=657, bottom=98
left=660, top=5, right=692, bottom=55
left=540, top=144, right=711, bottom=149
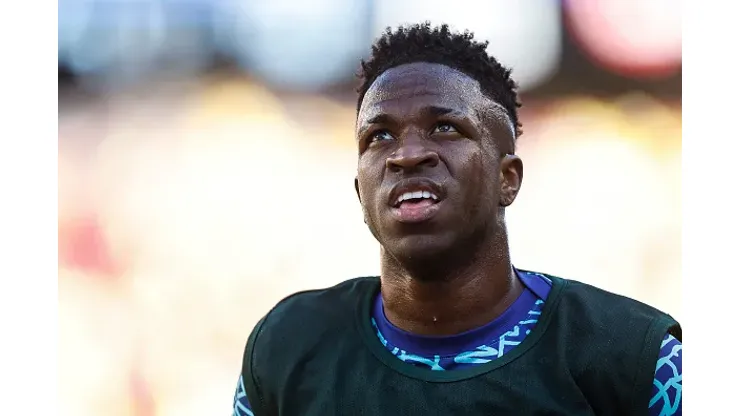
left=58, top=1, right=681, bottom=415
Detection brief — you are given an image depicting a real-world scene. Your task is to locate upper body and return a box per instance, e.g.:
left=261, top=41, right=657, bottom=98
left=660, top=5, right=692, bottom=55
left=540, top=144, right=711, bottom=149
left=232, top=23, right=682, bottom=416
left=233, top=270, right=681, bottom=416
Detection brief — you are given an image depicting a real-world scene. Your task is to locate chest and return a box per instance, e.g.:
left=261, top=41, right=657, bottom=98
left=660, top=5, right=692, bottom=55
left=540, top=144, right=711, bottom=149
left=267, top=349, right=601, bottom=416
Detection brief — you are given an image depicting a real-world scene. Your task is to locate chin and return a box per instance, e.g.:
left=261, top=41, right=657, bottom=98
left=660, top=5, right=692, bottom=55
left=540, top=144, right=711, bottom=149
left=384, top=232, right=458, bottom=265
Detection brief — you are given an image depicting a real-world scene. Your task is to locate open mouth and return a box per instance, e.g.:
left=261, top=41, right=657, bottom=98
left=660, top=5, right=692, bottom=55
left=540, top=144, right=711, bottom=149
left=389, top=187, right=443, bottom=223
left=393, top=190, right=440, bottom=208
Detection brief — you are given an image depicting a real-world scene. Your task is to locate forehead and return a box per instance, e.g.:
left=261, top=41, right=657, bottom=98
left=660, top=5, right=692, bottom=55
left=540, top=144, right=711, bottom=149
left=358, top=62, right=510, bottom=127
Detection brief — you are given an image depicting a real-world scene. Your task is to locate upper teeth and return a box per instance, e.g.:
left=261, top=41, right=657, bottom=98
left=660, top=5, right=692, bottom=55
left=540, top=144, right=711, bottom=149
left=397, top=190, right=439, bottom=204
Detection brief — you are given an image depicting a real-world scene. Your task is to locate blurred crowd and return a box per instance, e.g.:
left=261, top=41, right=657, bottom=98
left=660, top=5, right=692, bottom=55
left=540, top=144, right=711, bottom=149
left=59, top=1, right=681, bottom=415
left=59, top=0, right=680, bottom=93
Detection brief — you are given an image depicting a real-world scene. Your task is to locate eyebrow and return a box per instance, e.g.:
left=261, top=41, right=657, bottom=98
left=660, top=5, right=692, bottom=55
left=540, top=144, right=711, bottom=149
left=363, top=105, right=463, bottom=126
left=365, top=113, right=393, bottom=126
left=424, top=106, right=459, bottom=117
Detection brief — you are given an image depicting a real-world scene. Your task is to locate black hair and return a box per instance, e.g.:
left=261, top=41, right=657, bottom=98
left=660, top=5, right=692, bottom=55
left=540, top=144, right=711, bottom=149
left=357, top=22, right=523, bottom=138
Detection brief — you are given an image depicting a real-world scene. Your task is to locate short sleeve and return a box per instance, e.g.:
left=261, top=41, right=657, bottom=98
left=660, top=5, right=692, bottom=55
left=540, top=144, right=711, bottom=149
left=648, top=333, right=682, bottom=416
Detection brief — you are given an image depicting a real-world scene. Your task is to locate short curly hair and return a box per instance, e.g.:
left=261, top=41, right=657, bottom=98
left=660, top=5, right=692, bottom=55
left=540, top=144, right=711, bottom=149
left=357, top=22, right=522, bottom=138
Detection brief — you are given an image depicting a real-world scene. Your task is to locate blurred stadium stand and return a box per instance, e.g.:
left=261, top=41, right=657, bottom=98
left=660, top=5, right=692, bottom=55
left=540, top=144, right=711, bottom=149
left=58, top=1, right=681, bottom=415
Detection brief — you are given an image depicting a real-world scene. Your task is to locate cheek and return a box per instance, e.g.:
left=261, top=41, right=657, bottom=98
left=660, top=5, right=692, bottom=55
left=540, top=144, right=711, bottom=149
left=459, top=151, right=500, bottom=202
left=451, top=146, right=488, bottom=186
left=357, top=162, right=382, bottom=206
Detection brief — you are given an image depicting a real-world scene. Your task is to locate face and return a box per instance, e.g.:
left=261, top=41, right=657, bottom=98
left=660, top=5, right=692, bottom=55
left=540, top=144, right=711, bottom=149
left=355, top=62, right=523, bottom=262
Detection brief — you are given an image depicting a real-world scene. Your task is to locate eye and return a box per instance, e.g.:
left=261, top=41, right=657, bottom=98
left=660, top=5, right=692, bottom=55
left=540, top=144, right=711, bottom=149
left=369, top=130, right=395, bottom=144
left=433, top=123, right=459, bottom=134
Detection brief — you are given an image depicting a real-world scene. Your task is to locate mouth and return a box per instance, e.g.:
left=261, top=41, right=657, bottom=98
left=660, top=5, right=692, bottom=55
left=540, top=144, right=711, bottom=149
left=388, top=179, right=445, bottom=224
left=393, top=190, right=440, bottom=207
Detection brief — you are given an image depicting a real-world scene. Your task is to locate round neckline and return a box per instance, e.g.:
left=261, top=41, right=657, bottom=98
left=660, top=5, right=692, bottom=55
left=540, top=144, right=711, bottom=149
left=356, top=275, right=568, bottom=383
left=372, top=274, right=540, bottom=358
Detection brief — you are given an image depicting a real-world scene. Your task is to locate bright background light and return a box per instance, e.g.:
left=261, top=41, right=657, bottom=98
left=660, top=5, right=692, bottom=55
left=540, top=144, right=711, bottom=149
left=58, top=1, right=681, bottom=414
left=373, top=0, right=562, bottom=91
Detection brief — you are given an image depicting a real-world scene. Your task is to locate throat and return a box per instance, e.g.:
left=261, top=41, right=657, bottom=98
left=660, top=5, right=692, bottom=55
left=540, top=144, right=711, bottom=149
left=380, top=267, right=523, bottom=337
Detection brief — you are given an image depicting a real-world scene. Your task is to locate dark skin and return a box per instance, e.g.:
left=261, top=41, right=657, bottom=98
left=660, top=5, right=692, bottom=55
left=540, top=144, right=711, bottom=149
left=355, top=62, right=524, bottom=336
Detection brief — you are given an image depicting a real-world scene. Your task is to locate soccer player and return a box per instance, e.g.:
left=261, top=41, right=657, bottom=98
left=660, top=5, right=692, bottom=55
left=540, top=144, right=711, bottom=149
left=232, top=23, right=682, bottom=416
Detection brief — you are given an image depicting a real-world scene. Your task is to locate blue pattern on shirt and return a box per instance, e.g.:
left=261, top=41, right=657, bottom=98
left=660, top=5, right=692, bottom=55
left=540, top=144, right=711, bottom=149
left=650, top=334, right=682, bottom=416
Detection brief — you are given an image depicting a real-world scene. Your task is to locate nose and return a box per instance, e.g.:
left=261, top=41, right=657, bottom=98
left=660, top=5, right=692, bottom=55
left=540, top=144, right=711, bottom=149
left=386, top=138, right=440, bottom=173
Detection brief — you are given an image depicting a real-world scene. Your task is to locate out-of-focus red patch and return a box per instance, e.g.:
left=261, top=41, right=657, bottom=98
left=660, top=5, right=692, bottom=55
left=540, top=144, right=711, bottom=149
left=130, top=365, right=156, bottom=416
left=58, top=215, right=118, bottom=276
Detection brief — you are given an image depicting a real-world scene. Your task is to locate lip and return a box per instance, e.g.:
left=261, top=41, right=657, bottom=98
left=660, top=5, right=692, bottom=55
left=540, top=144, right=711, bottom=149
left=387, top=178, right=446, bottom=208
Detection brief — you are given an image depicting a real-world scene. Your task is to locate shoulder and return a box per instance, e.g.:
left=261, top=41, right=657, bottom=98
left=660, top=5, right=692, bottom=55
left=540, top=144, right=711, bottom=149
left=262, top=276, right=378, bottom=329
left=240, top=277, right=379, bottom=412
left=247, top=276, right=379, bottom=355
left=554, top=276, right=681, bottom=340
left=530, top=273, right=681, bottom=413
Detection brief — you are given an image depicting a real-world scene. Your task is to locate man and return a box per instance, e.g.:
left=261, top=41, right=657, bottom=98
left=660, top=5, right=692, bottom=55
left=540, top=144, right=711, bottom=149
left=232, top=23, right=682, bottom=416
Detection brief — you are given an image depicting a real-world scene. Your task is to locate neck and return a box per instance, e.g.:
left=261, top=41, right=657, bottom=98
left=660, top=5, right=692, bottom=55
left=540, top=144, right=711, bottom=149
left=379, top=236, right=523, bottom=337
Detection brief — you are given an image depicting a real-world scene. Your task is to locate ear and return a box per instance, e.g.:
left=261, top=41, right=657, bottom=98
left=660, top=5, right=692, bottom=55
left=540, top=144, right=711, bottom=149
left=499, top=154, right=523, bottom=207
